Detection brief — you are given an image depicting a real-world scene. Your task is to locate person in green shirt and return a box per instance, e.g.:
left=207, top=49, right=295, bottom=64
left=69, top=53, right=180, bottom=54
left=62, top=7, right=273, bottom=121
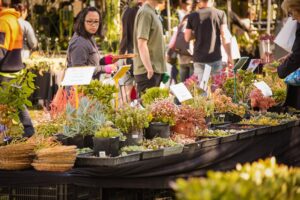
left=133, top=0, right=166, bottom=95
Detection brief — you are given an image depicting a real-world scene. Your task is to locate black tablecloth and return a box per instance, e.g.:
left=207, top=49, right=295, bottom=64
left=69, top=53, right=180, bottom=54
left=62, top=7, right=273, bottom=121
left=0, top=126, right=299, bottom=188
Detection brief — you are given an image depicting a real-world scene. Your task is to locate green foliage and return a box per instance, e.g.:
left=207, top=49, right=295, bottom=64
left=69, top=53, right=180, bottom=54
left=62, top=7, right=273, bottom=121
left=142, top=137, right=182, bottom=150
left=63, top=97, right=106, bottom=137
left=0, top=70, right=35, bottom=134
left=172, top=158, right=300, bottom=200
left=120, top=145, right=147, bottom=153
left=273, top=88, right=286, bottom=104
left=35, top=117, right=64, bottom=136
left=79, top=80, right=118, bottom=113
left=184, top=96, right=215, bottom=117
left=94, top=126, right=120, bottom=138
left=223, top=70, right=256, bottom=103
left=114, top=105, right=151, bottom=134
left=101, top=0, right=120, bottom=52
left=141, top=87, right=170, bottom=107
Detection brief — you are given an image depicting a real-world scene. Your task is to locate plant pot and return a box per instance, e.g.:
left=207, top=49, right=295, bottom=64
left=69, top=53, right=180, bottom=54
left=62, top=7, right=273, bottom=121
left=67, top=135, right=84, bottom=148
left=124, top=131, right=143, bottom=146
left=145, top=122, right=170, bottom=139
left=84, top=135, right=93, bottom=148
left=93, top=137, right=120, bottom=157
left=172, top=122, right=196, bottom=137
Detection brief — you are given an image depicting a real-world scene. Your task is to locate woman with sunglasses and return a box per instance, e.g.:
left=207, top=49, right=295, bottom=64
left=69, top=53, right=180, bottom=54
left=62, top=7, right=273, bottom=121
left=67, top=7, right=117, bottom=79
left=277, top=0, right=300, bottom=110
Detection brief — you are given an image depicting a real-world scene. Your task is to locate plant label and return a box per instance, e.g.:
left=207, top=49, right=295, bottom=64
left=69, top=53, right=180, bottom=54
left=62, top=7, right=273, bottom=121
left=170, top=83, right=193, bottom=102
left=254, top=81, right=273, bottom=97
left=61, top=67, right=95, bottom=86
left=199, top=64, right=212, bottom=91
left=247, top=59, right=261, bottom=72
left=99, top=151, right=106, bottom=158
left=132, top=134, right=139, bottom=139
left=113, top=65, right=131, bottom=81
left=234, top=57, right=249, bottom=71
left=274, top=17, right=297, bottom=53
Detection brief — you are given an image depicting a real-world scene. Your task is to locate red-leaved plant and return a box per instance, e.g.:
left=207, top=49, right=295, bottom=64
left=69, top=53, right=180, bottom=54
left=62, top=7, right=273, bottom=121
left=176, top=105, right=207, bottom=130
left=249, top=88, right=276, bottom=111
left=150, top=99, right=178, bottom=126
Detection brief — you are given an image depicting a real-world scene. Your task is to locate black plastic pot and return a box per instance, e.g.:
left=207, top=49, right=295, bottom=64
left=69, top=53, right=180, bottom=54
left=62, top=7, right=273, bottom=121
left=93, top=137, right=120, bottom=157
left=124, top=131, right=143, bottom=146
left=67, top=135, right=84, bottom=148
left=145, top=122, right=170, bottom=139
left=84, top=135, right=93, bottom=148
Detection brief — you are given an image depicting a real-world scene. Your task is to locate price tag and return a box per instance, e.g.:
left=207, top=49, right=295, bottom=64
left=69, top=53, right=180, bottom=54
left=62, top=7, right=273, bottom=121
left=99, top=151, right=106, bottom=158
left=170, top=83, right=193, bottom=102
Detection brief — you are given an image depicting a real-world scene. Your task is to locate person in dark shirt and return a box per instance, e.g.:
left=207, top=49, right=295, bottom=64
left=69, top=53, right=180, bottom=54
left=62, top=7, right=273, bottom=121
left=277, top=0, right=300, bottom=110
left=185, top=0, right=233, bottom=85
left=119, top=0, right=145, bottom=103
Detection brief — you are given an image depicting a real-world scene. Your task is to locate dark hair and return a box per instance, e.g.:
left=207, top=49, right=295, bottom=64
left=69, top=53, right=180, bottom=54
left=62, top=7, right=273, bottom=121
left=74, top=7, right=102, bottom=39
left=13, top=3, right=27, bottom=12
left=2, top=0, right=12, bottom=7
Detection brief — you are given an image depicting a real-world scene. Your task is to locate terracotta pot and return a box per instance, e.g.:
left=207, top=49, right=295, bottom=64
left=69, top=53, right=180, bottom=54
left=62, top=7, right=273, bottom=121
left=173, top=122, right=195, bottom=137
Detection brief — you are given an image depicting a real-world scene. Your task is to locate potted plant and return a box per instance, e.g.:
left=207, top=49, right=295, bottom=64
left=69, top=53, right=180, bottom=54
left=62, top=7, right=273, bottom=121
left=63, top=97, right=106, bottom=148
left=146, top=99, right=178, bottom=139
left=173, top=105, right=207, bottom=137
left=141, top=87, right=169, bottom=107
left=93, top=126, right=121, bottom=157
left=114, top=105, right=151, bottom=145
left=249, top=88, right=276, bottom=112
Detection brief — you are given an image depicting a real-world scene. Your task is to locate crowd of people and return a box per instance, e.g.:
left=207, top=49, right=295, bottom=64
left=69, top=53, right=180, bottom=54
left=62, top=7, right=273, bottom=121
left=0, top=0, right=300, bottom=139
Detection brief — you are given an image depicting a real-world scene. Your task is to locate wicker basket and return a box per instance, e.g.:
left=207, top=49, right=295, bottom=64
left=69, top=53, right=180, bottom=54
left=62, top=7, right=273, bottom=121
left=0, top=143, right=35, bottom=154
left=36, top=146, right=76, bottom=157
left=0, top=161, right=31, bottom=170
left=33, top=156, right=76, bottom=164
left=32, top=163, right=74, bottom=172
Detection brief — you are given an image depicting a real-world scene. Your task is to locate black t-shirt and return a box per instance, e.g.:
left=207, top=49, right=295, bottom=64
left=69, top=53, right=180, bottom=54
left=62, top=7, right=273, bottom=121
left=186, top=7, right=227, bottom=63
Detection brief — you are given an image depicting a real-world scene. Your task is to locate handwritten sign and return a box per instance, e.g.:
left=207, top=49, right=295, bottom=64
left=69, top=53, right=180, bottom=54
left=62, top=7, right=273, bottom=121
left=61, top=67, right=95, bottom=86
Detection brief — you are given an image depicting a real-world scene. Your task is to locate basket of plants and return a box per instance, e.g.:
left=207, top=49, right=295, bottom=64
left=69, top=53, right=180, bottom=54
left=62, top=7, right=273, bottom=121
left=0, top=142, right=35, bottom=170
left=239, top=112, right=298, bottom=133
left=142, top=138, right=184, bottom=157
left=32, top=145, right=77, bottom=172
left=75, top=152, right=141, bottom=167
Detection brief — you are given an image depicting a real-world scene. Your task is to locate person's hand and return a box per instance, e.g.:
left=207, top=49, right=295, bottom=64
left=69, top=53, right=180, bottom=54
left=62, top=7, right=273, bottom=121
left=110, top=63, right=118, bottom=72
left=227, top=58, right=234, bottom=68
left=278, top=54, right=290, bottom=63
left=147, top=69, right=154, bottom=80
left=112, top=56, right=119, bottom=64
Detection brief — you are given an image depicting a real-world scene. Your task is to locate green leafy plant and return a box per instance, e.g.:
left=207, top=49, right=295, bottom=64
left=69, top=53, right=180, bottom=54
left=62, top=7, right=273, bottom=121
left=141, top=87, right=169, bottom=107
left=172, top=157, right=300, bottom=200
left=150, top=99, right=178, bottom=126
left=184, top=95, right=215, bottom=117
left=35, top=116, right=65, bottom=137
left=94, top=126, right=120, bottom=138
left=120, top=145, right=147, bottom=153
left=142, top=137, right=182, bottom=150
left=0, top=70, right=35, bottom=135
left=114, top=105, right=151, bottom=134
left=223, top=70, right=256, bottom=103
left=79, top=80, right=118, bottom=113
left=63, top=97, right=106, bottom=137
